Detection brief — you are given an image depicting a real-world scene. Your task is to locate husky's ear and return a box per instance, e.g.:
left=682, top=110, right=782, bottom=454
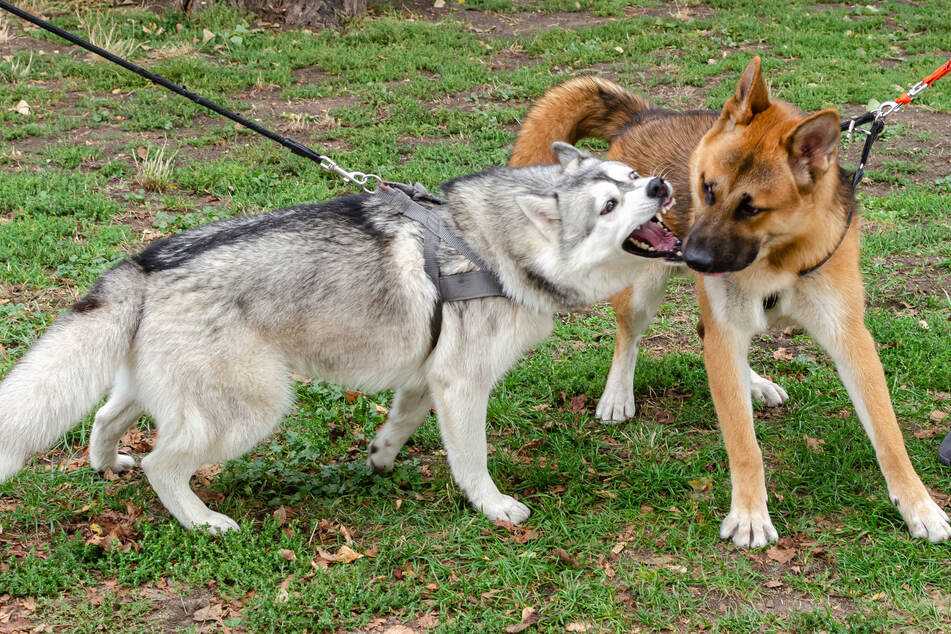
left=719, top=56, right=770, bottom=128
left=552, top=142, right=593, bottom=172
left=516, top=193, right=560, bottom=240
left=784, top=109, right=840, bottom=186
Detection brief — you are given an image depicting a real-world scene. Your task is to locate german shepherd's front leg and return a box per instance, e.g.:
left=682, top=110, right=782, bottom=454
left=800, top=290, right=950, bottom=542
left=699, top=284, right=778, bottom=548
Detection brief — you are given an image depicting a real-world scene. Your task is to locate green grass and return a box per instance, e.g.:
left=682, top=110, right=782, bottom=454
left=1, top=0, right=950, bottom=631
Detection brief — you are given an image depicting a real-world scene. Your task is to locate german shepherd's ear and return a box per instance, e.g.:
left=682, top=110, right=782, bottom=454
left=719, top=56, right=770, bottom=128
left=552, top=142, right=593, bottom=172
left=784, top=109, right=840, bottom=186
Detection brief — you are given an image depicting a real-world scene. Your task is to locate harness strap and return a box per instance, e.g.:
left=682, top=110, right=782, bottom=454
left=382, top=185, right=506, bottom=351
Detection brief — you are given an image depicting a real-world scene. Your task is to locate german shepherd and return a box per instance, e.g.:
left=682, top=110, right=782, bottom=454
left=510, top=57, right=950, bottom=546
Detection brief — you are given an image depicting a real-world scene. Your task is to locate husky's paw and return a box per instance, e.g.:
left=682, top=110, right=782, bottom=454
left=720, top=506, right=778, bottom=548
left=596, top=384, right=636, bottom=423
left=189, top=511, right=240, bottom=534
left=0, top=451, right=26, bottom=483
left=367, top=441, right=397, bottom=474
left=898, top=495, right=950, bottom=543
left=476, top=494, right=531, bottom=524
left=750, top=372, right=789, bottom=407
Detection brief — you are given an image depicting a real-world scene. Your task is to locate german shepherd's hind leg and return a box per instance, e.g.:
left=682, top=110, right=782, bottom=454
left=699, top=287, right=778, bottom=547
left=596, top=267, right=670, bottom=423
left=88, top=365, right=141, bottom=474
left=802, top=302, right=950, bottom=542
left=368, top=383, right=432, bottom=473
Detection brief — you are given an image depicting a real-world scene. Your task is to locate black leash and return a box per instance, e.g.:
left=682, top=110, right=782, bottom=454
left=0, top=0, right=382, bottom=191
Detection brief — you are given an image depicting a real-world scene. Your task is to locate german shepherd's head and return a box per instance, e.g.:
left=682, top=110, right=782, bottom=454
left=684, top=57, right=845, bottom=274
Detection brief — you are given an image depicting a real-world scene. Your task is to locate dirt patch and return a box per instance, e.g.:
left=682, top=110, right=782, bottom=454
left=865, top=254, right=949, bottom=310
left=0, top=281, right=80, bottom=313
left=381, top=1, right=611, bottom=37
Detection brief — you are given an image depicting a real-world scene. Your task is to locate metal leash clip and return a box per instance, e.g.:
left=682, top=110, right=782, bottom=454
left=318, top=157, right=384, bottom=193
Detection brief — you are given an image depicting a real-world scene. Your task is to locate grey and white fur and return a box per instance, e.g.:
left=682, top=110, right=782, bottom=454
left=0, top=143, right=675, bottom=532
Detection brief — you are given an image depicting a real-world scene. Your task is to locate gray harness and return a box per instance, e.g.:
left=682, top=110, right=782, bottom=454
left=379, top=183, right=506, bottom=348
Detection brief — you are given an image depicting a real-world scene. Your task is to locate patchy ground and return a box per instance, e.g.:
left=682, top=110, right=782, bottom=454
left=0, top=0, right=949, bottom=632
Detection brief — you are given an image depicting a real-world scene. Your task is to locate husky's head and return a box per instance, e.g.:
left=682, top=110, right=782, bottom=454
left=517, top=142, right=680, bottom=266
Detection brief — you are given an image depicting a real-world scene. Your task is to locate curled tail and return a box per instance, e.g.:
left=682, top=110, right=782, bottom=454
left=0, top=261, right=144, bottom=481
left=509, top=76, right=650, bottom=167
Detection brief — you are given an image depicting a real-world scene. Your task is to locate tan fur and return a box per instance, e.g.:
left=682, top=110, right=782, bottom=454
left=510, top=59, right=949, bottom=544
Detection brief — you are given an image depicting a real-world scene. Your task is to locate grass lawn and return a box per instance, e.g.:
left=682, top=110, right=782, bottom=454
left=1, top=0, right=949, bottom=631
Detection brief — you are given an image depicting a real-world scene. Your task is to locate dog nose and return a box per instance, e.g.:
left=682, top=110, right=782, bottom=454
left=646, top=177, right=669, bottom=199
left=683, top=244, right=716, bottom=273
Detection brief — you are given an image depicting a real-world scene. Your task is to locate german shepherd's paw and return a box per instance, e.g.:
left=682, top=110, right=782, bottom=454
left=750, top=371, right=789, bottom=407
left=898, top=496, right=950, bottom=543
left=476, top=494, right=531, bottom=524
left=596, top=382, right=637, bottom=423
left=720, top=506, right=779, bottom=548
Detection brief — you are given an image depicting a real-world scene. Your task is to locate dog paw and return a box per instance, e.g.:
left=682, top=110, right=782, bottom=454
left=189, top=511, right=240, bottom=534
left=750, top=372, right=788, bottom=407
left=112, top=453, right=137, bottom=472
left=596, top=384, right=636, bottom=423
left=720, top=506, right=778, bottom=548
left=366, top=442, right=397, bottom=474
left=477, top=494, right=531, bottom=524
left=899, top=496, right=950, bottom=543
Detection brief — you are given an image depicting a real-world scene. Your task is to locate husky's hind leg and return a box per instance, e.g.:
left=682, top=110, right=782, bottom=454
left=141, top=416, right=240, bottom=534
left=367, top=383, right=432, bottom=473
left=89, top=365, right=141, bottom=473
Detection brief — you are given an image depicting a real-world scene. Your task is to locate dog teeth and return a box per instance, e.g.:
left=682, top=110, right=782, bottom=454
left=629, top=238, right=654, bottom=251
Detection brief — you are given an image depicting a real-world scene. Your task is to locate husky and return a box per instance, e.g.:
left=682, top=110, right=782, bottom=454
left=0, top=143, right=679, bottom=532
left=510, top=59, right=950, bottom=545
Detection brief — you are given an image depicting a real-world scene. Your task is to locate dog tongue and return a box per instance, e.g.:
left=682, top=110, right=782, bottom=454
left=630, top=220, right=679, bottom=251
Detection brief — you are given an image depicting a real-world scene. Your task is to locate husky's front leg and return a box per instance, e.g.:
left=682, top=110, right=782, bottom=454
left=800, top=287, right=950, bottom=542
left=699, top=284, right=778, bottom=548
left=429, top=373, right=529, bottom=523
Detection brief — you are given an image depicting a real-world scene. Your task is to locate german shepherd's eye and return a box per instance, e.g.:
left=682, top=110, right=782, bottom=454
left=735, top=195, right=762, bottom=219
left=702, top=181, right=715, bottom=206
left=601, top=198, right=618, bottom=215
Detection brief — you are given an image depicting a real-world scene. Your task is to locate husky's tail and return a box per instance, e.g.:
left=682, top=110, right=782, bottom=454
left=0, top=261, right=144, bottom=481
left=509, top=76, right=651, bottom=167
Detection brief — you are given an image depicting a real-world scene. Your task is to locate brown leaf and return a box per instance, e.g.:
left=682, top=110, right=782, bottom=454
left=11, top=100, right=30, bottom=116
left=344, top=390, right=362, bottom=403
left=772, top=347, right=794, bottom=361
left=192, top=603, right=223, bottom=622
left=929, top=410, right=947, bottom=423
left=688, top=477, right=713, bottom=494
left=272, top=506, right=290, bottom=526
left=569, top=394, right=588, bottom=414
left=766, top=545, right=796, bottom=564
left=279, top=549, right=296, bottom=562
left=275, top=574, right=293, bottom=604
left=317, top=545, right=363, bottom=564
left=552, top=548, right=580, bottom=568
left=764, top=579, right=784, bottom=588
left=565, top=623, right=590, bottom=633
left=914, top=427, right=941, bottom=439
left=505, top=607, right=539, bottom=633
left=135, top=146, right=149, bottom=160
left=610, top=542, right=626, bottom=555
left=804, top=435, right=825, bottom=452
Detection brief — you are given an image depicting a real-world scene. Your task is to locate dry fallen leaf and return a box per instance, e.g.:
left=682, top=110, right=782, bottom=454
left=192, top=603, right=223, bottom=622
left=772, top=347, right=794, bottom=361
left=202, top=28, right=215, bottom=44
left=11, top=100, right=30, bottom=116
left=766, top=545, right=796, bottom=564
left=505, top=607, right=539, bottom=633
left=317, top=544, right=363, bottom=564
left=804, top=435, right=825, bottom=452
left=279, top=548, right=296, bottom=562
left=552, top=548, right=580, bottom=568
left=929, top=410, right=947, bottom=423
left=764, top=579, right=784, bottom=588
left=569, top=394, right=588, bottom=414
left=565, top=623, right=590, bottom=633
left=433, top=0, right=446, bottom=7
left=275, top=574, right=293, bottom=603
left=416, top=612, right=439, bottom=629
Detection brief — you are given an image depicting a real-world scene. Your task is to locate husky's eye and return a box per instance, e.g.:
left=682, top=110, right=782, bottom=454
left=736, top=195, right=762, bottom=219
left=702, top=181, right=716, bottom=206
left=629, top=171, right=639, bottom=180
left=601, top=198, right=618, bottom=215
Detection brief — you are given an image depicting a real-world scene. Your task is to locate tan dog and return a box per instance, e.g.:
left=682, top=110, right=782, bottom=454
left=510, top=57, right=950, bottom=546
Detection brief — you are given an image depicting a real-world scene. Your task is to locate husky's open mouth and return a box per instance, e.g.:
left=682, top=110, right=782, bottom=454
left=622, top=198, right=682, bottom=261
